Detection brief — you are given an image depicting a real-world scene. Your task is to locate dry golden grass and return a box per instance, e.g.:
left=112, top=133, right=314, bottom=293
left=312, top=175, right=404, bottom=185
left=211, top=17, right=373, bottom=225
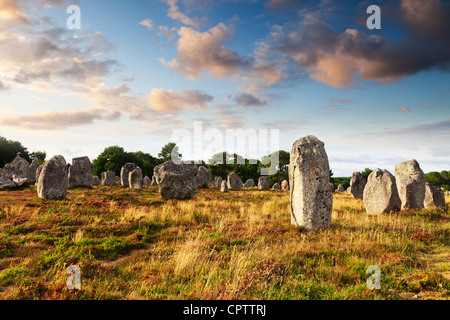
left=0, top=185, right=448, bottom=300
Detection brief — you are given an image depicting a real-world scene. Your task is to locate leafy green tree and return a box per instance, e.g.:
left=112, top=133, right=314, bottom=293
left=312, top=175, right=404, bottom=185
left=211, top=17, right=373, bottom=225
left=158, top=143, right=182, bottom=162
left=0, top=136, right=31, bottom=167
left=93, top=146, right=160, bottom=178
left=425, top=171, right=442, bottom=186
left=261, top=150, right=290, bottom=185
left=131, top=151, right=160, bottom=178
left=30, top=151, right=46, bottom=164
left=332, top=177, right=351, bottom=190
left=92, top=146, right=129, bottom=177
left=360, top=168, right=373, bottom=181
left=207, top=151, right=260, bottom=183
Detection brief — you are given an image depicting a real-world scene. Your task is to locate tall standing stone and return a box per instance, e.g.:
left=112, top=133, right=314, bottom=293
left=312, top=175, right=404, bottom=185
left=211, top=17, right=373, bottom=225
left=101, top=171, right=117, bottom=186
left=258, top=177, right=269, bottom=190
left=394, top=159, right=426, bottom=210
left=227, top=172, right=243, bottom=189
left=28, top=158, right=40, bottom=184
left=363, top=169, right=401, bottom=214
left=281, top=180, right=289, bottom=190
left=289, top=136, right=333, bottom=231
left=220, top=180, right=229, bottom=193
left=196, top=166, right=212, bottom=188
left=121, top=163, right=138, bottom=187
left=336, top=184, right=345, bottom=192
left=244, top=179, right=255, bottom=188
left=129, top=167, right=143, bottom=189
left=154, top=161, right=198, bottom=199
left=214, top=176, right=223, bottom=188
left=350, top=171, right=366, bottom=199
left=424, top=183, right=446, bottom=208
left=68, top=156, right=94, bottom=187
left=37, top=155, right=68, bottom=200
left=35, top=164, right=44, bottom=185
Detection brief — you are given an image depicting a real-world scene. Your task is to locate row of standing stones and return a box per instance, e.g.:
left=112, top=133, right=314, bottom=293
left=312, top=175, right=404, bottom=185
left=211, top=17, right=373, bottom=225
left=1, top=136, right=447, bottom=231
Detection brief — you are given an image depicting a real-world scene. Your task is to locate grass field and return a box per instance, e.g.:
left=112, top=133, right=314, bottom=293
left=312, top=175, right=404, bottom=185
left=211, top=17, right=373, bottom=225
left=0, top=185, right=448, bottom=300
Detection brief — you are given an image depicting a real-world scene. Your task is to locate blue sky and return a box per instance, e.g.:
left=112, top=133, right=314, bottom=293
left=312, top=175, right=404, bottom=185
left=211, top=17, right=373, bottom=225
left=0, top=0, right=449, bottom=176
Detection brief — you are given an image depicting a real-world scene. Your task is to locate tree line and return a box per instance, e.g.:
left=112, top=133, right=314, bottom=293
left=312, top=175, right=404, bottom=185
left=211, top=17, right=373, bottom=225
left=0, top=136, right=46, bottom=167
left=1, top=136, right=448, bottom=189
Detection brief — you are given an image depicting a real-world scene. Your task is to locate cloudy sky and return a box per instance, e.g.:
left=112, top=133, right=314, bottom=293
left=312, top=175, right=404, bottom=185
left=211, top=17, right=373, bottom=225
left=0, top=0, right=449, bottom=176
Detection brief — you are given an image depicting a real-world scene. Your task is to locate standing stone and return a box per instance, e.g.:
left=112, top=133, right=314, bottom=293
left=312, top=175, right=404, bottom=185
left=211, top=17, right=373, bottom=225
left=154, top=161, right=198, bottom=200
left=101, top=171, right=116, bottom=186
left=3, top=155, right=29, bottom=179
left=336, top=184, right=345, bottom=192
left=281, top=180, right=289, bottom=191
left=0, top=167, right=16, bottom=189
left=258, top=177, right=269, bottom=190
left=129, top=167, right=143, bottom=189
left=35, top=164, right=44, bottom=185
left=151, top=176, right=158, bottom=186
left=220, top=180, right=229, bottom=193
left=115, top=176, right=121, bottom=185
left=1, top=156, right=31, bottom=189
left=68, top=156, right=94, bottom=187
left=329, top=182, right=334, bottom=192
left=394, top=159, right=426, bottom=210
left=289, top=136, right=333, bottom=231
left=12, top=175, right=28, bottom=187
left=0, top=177, right=16, bottom=190
left=244, top=179, right=255, bottom=188
left=227, top=172, right=243, bottom=190
left=28, top=158, right=40, bottom=184
left=214, top=176, right=223, bottom=188
left=346, top=186, right=351, bottom=193
left=350, top=172, right=366, bottom=199
left=363, top=169, right=401, bottom=214
left=37, top=155, right=68, bottom=200
left=424, top=183, right=445, bottom=208
left=272, top=182, right=281, bottom=190
left=143, top=176, right=151, bottom=186
left=120, top=163, right=138, bottom=187
left=91, top=176, right=101, bottom=186
left=196, top=166, right=212, bottom=188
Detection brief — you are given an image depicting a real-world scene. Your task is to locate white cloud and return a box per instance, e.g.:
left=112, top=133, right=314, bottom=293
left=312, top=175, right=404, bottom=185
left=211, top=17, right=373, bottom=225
left=165, top=0, right=203, bottom=28
left=139, top=19, right=153, bottom=30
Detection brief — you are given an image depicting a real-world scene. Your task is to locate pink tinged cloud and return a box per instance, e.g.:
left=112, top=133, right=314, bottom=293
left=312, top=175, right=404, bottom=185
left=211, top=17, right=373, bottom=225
left=0, top=0, right=29, bottom=23
left=147, top=88, right=214, bottom=113
left=166, top=0, right=202, bottom=28
left=0, top=108, right=121, bottom=130
left=165, top=23, right=252, bottom=80
left=393, top=107, right=411, bottom=113
left=139, top=19, right=153, bottom=30
left=269, top=0, right=450, bottom=89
